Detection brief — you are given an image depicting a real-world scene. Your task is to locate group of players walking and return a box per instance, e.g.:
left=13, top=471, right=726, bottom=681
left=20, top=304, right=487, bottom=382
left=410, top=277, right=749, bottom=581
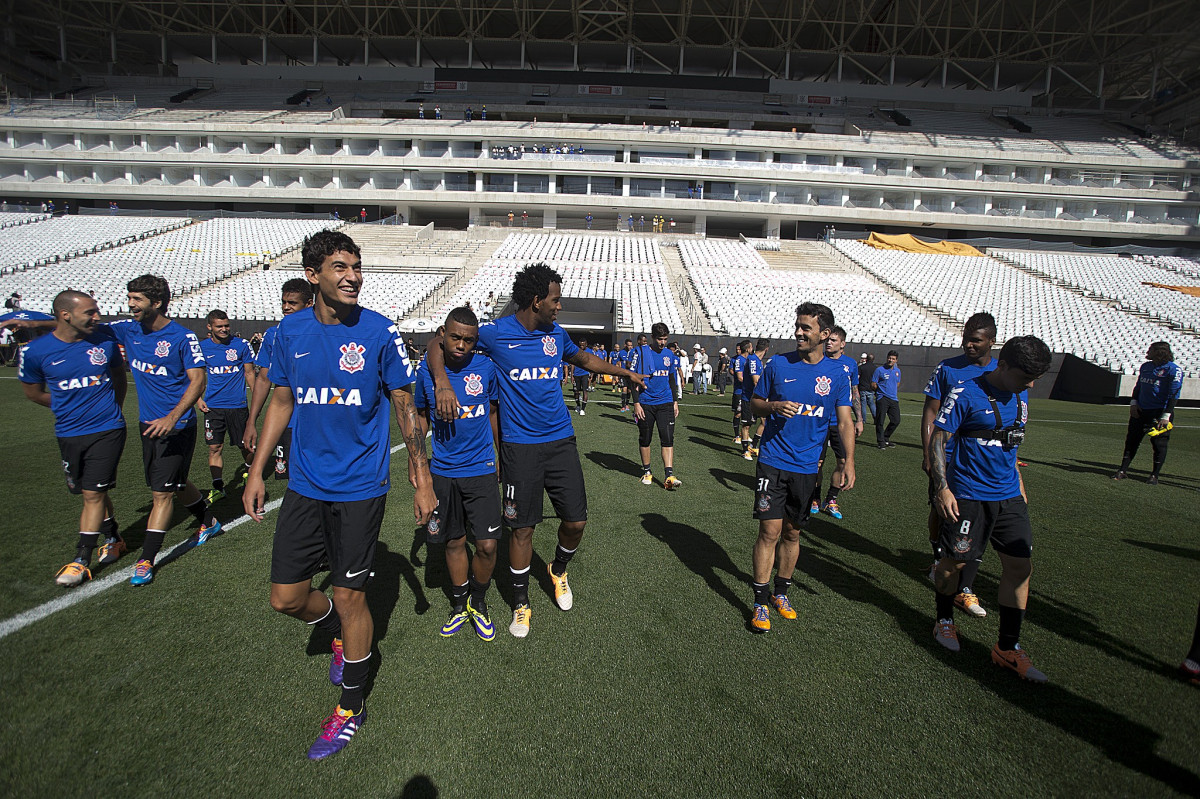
left=7, top=228, right=1195, bottom=763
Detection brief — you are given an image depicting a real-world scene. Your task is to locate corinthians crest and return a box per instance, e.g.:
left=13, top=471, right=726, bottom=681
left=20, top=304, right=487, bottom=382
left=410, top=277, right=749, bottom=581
left=339, top=342, right=366, bottom=373
left=225, top=348, right=239, bottom=361
left=87, top=346, right=107, bottom=366
left=814, top=375, right=831, bottom=397
left=464, top=373, right=484, bottom=397
left=541, top=335, right=557, bottom=357
left=154, top=340, right=171, bottom=358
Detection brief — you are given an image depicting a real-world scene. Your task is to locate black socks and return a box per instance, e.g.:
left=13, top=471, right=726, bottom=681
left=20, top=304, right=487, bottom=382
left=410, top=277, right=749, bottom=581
left=997, top=604, right=1025, bottom=651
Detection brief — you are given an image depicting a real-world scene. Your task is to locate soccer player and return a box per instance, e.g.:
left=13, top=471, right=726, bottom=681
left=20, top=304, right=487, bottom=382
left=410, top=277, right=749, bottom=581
left=110, top=275, right=221, bottom=585
left=243, top=230, right=436, bottom=760
left=426, top=262, right=644, bottom=638
left=570, top=338, right=591, bottom=415
left=613, top=338, right=635, bottom=410
left=731, top=342, right=747, bottom=442
left=1112, top=341, right=1182, bottom=485
left=929, top=335, right=1053, bottom=682
left=809, top=326, right=863, bottom=520
left=921, top=313, right=998, bottom=618
left=749, top=303, right=855, bottom=632
left=244, top=278, right=314, bottom=478
left=871, top=350, right=902, bottom=448
left=414, top=306, right=501, bottom=641
left=740, top=338, right=770, bottom=460
left=629, top=322, right=683, bottom=489
left=198, top=309, right=255, bottom=501
left=19, top=290, right=127, bottom=585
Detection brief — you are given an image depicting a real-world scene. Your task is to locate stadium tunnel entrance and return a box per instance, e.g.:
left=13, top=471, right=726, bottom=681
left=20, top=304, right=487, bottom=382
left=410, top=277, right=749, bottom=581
left=409, top=206, right=470, bottom=229
left=705, top=216, right=768, bottom=239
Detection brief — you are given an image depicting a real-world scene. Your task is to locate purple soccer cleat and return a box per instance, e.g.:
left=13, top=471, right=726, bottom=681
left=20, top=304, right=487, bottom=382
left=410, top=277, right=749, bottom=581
left=328, top=638, right=344, bottom=686
left=307, top=706, right=366, bottom=760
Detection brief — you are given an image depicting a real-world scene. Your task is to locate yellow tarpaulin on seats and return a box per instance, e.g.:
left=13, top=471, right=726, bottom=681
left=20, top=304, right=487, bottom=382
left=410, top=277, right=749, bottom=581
left=860, top=232, right=984, bottom=257
left=1143, top=282, right=1200, bottom=297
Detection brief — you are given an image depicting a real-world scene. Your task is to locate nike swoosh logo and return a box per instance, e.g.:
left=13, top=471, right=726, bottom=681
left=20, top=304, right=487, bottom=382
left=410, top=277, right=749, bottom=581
left=783, top=378, right=796, bottom=383
left=507, top=343, right=521, bottom=349
left=94, top=482, right=111, bottom=488
left=345, top=568, right=369, bottom=578
left=487, top=525, right=500, bottom=533
left=294, top=352, right=311, bottom=359
left=51, top=359, right=66, bottom=365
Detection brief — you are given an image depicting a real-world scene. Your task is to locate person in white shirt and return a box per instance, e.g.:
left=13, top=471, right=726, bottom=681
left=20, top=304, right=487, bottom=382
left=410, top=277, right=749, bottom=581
left=692, top=344, right=709, bottom=394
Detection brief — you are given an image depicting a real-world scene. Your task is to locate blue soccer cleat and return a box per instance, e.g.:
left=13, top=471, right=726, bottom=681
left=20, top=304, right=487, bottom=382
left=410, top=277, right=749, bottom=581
left=195, top=519, right=222, bottom=546
left=130, top=559, right=155, bottom=586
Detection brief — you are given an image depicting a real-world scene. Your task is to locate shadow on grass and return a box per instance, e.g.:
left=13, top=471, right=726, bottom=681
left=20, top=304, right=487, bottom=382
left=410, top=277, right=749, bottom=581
left=795, top=541, right=1200, bottom=796
left=710, top=467, right=754, bottom=492
left=600, top=412, right=634, bottom=425
left=585, top=450, right=643, bottom=478
left=400, top=775, right=439, bottom=798
left=640, top=512, right=751, bottom=616
left=687, top=434, right=744, bottom=459
left=1122, top=539, right=1200, bottom=562
left=1022, top=457, right=1199, bottom=489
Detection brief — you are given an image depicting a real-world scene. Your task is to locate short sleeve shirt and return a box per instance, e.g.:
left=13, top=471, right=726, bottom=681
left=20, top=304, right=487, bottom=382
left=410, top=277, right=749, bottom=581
left=106, top=319, right=205, bottom=428
left=825, top=353, right=858, bottom=428
left=200, top=337, right=254, bottom=409
left=1134, top=361, right=1182, bottom=411
left=19, top=328, right=126, bottom=437
left=873, top=365, right=901, bottom=401
left=934, top=375, right=1026, bottom=501
left=753, top=352, right=851, bottom=473
left=475, top=315, right=579, bottom=444
left=629, top=344, right=680, bottom=405
left=268, top=306, right=414, bottom=502
left=414, top=351, right=498, bottom=478
left=741, top=354, right=763, bottom=397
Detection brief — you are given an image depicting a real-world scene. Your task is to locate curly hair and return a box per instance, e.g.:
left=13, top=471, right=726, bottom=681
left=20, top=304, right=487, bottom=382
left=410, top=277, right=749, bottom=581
left=127, top=274, right=171, bottom=311
left=302, top=229, right=361, bottom=273
left=511, top=262, right=563, bottom=310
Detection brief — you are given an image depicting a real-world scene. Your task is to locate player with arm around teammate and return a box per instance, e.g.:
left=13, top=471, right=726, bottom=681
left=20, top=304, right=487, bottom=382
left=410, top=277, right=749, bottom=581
left=414, top=306, right=503, bottom=641
left=19, top=290, right=128, bottom=585
left=929, top=335, right=1052, bottom=682
left=243, top=230, right=436, bottom=759
left=629, top=322, right=683, bottom=489
left=809, top=325, right=863, bottom=520
left=748, top=304, right=855, bottom=632
left=921, top=313, right=998, bottom=618
left=426, top=263, right=645, bottom=638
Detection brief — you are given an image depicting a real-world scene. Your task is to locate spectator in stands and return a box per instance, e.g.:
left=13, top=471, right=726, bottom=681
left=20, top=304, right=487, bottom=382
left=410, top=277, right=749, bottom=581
left=332, top=209, right=340, bottom=220
left=481, top=105, right=487, bottom=120
left=465, top=106, right=473, bottom=122
left=585, top=212, right=593, bottom=230
left=628, top=214, right=635, bottom=232
left=688, top=187, right=694, bottom=200
left=872, top=351, right=902, bottom=448
left=359, top=208, right=367, bottom=223
left=858, top=353, right=876, bottom=424
left=418, top=103, right=424, bottom=119
left=639, top=215, right=646, bottom=231
left=522, top=211, right=528, bottom=226
left=669, top=218, right=676, bottom=231
left=508, top=211, right=515, bottom=226
left=692, top=344, right=709, bottom=395
left=5, top=292, right=20, bottom=311
left=435, top=105, right=442, bottom=119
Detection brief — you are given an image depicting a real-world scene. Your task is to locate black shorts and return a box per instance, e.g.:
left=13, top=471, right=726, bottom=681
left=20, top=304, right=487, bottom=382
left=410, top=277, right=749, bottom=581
left=739, top=397, right=759, bottom=427
left=818, top=427, right=847, bottom=463
left=500, top=436, right=588, bottom=528
left=573, top=375, right=590, bottom=394
left=58, top=427, right=126, bottom=495
left=938, top=497, right=1032, bottom=562
left=140, top=422, right=197, bottom=492
left=753, top=463, right=818, bottom=525
left=637, top=403, right=677, bottom=448
left=732, top=392, right=742, bottom=412
left=273, top=427, right=292, bottom=480
left=204, top=407, right=249, bottom=448
left=270, top=488, right=387, bottom=589
left=427, top=472, right=502, bottom=544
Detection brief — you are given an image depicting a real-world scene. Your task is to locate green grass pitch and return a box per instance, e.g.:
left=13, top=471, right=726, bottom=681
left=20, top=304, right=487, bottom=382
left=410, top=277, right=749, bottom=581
left=0, top=378, right=1197, bottom=797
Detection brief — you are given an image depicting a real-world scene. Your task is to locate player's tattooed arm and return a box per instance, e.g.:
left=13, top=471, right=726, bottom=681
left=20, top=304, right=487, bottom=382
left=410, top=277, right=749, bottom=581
left=929, top=428, right=959, bottom=521
left=393, top=385, right=436, bottom=524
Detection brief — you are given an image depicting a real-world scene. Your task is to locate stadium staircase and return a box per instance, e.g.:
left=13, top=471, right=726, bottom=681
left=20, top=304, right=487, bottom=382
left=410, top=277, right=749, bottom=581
left=765, top=242, right=846, bottom=271
left=816, top=241, right=962, bottom=335
left=661, top=244, right=717, bottom=336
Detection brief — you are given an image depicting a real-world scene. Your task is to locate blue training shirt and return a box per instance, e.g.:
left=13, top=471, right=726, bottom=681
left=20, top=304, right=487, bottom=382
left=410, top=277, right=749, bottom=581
left=825, top=353, right=858, bottom=428
left=254, top=325, right=280, bottom=371
left=924, top=354, right=996, bottom=402
left=934, top=375, right=1026, bottom=501
left=754, top=351, right=852, bottom=473
left=268, top=306, right=414, bottom=502
left=200, top=336, right=254, bottom=409
left=615, top=348, right=633, bottom=369
left=873, top=364, right=901, bottom=401
left=19, top=328, right=126, bottom=438
left=106, top=319, right=205, bottom=428
left=741, top=353, right=763, bottom=397
left=476, top=314, right=579, bottom=444
left=415, top=351, right=498, bottom=478
left=732, top=354, right=747, bottom=396
left=629, top=344, right=680, bottom=405
left=1134, top=360, right=1182, bottom=411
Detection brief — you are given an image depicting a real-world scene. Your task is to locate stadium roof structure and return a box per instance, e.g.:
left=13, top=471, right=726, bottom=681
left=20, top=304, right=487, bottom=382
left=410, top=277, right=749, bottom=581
left=7, top=0, right=1200, bottom=123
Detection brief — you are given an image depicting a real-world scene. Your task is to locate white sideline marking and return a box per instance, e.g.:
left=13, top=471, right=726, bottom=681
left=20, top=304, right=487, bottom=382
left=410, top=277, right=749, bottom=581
left=0, top=440, right=417, bottom=641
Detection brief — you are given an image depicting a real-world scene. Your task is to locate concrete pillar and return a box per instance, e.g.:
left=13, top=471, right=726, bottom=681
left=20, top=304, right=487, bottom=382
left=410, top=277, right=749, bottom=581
left=548, top=174, right=556, bottom=194
left=475, top=173, right=483, bottom=192
left=211, top=34, right=218, bottom=65
left=262, top=36, right=268, bottom=66
left=765, top=218, right=781, bottom=238
left=693, top=214, right=707, bottom=236
left=543, top=208, right=557, bottom=229
left=622, top=177, right=629, bottom=197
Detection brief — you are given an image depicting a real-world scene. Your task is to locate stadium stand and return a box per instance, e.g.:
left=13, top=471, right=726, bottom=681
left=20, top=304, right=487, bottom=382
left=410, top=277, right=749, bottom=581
left=0, top=217, right=336, bottom=314
left=993, top=251, right=1200, bottom=333
left=0, top=212, right=48, bottom=229
left=832, top=239, right=1200, bottom=377
left=1137, top=254, right=1200, bottom=280
left=175, top=267, right=450, bottom=322
left=677, top=239, right=769, bottom=269
left=0, top=215, right=191, bottom=275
